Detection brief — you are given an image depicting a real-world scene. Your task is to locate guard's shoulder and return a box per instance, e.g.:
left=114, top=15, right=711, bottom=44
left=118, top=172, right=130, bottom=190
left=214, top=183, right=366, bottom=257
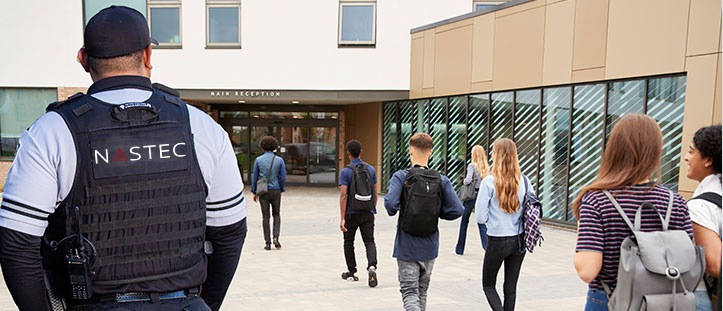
left=152, top=82, right=180, bottom=97
left=46, top=92, right=84, bottom=112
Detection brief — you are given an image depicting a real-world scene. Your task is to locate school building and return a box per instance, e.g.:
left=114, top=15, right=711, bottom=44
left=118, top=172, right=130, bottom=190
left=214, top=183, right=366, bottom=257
left=0, top=0, right=721, bottom=226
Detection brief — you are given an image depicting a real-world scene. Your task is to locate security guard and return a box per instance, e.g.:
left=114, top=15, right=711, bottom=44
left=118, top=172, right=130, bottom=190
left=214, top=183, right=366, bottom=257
left=0, top=6, right=246, bottom=311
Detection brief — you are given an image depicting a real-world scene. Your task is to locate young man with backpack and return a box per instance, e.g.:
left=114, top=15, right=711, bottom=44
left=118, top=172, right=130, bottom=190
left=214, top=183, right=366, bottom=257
left=339, top=140, right=379, bottom=287
left=384, top=133, right=464, bottom=311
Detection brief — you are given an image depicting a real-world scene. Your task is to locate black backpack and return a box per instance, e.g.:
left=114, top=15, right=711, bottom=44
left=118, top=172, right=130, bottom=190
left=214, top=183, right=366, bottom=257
left=400, top=167, right=443, bottom=236
left=347, top=163, right=375, bottom=211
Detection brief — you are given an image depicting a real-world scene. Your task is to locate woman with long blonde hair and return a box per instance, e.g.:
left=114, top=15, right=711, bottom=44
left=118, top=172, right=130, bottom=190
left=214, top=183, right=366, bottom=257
left=454, top=145, right=490, bottom=255
left=476, top=138, right=532, bottom=311
left=573, top=114, right=694, bottom=310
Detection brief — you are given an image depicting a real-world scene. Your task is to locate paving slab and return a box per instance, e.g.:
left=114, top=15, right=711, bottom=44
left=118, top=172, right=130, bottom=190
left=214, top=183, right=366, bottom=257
left=0, top=186, right=589, bottom=310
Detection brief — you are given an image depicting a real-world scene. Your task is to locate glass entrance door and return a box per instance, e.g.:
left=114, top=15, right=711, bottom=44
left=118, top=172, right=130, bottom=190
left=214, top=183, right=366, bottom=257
left=278, top=126, right=309, bottom=183
left=220, top=113, right=339, bottom=186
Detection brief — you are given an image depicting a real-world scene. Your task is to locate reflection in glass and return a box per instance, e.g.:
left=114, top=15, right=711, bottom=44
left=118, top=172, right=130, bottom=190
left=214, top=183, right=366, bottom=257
left=251, top=112, right=308, bottom=119
left=475, top=4, right=495, bottom=10
left=150, top=7, right=181, bottom=44
left=310, top=128, right=337, bottom=184
left=447, top=96, right=468, bottom=189
left=84, top=0, right=146, bottom=25
left=607, top=80, right=644, bottom=138
left=223, top=125, right=249, bottom=184
left=399, top=101, right=418, bottom=170
left=514, top=90, right=541, bottom=188
left=310, top=112, right=339, bottom=119
left=219, top=111, right=248, bottom=118
left=278, top=127, right=309, bottom=184
left=647, top=76, right=686, bottom=191
left=382, top=103, right=397, bottom=191
left=569, top=84, right=605, bottom=221
left=209, top=7, right=239, bottom=43
left=428, top=98, right=447, bottom=173
left=468, top=94, right=489, bottom=161
left=340, top=5, right=374, bottom=42
left=0, top=88, right=57, bottom=156
left=489, top=92, right=513, bottom=157
left=539, top=87, right=570, bottom=221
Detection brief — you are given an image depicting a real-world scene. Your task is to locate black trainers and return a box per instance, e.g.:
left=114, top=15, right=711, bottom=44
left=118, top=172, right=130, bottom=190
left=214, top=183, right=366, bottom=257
left=273, top=238, right=281, bottom=249
left=264, top=243, right=271, bottom=251
left=368, top=266, right=378, bottom=287
left=341, top=271, right=358, bottom=281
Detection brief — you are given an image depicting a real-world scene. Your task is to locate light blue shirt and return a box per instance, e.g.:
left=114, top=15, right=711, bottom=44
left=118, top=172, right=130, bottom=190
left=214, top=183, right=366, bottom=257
left=475, top=174, right=533, bottom=237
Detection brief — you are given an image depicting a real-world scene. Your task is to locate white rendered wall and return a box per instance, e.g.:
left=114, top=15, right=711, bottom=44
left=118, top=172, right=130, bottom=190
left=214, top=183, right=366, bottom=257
left=0, top=0, right=472, bottom=90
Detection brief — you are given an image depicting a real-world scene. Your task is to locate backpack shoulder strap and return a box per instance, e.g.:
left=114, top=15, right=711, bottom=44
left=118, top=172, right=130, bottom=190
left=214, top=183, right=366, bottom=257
left=692, top=192, right=723, bottom=208
left=602, top=190, right=636, bottom=231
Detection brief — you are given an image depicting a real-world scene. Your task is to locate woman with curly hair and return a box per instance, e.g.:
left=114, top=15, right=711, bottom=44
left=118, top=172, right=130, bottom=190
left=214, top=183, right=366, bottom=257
left=685, top=125, right=722, bottom=311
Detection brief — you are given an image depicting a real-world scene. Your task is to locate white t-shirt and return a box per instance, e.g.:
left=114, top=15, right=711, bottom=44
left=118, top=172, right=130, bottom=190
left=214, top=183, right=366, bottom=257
left=688, top=173, right=722, bottom=237
left=0, top=88, right=246, bottom=236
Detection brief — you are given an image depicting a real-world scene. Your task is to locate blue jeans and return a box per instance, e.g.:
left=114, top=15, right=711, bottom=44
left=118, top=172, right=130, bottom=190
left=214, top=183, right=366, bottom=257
left=455, top=198, right=488, bottom=254
left=695, top=290, right=714, bottom=311
left=584, top=288, right=608, bottom=311
left=69, top=296, right=211, bottom=310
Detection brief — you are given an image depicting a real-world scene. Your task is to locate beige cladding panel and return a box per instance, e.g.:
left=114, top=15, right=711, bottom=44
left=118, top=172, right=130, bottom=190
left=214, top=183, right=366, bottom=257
left=471, top=14, right=495, bottom=83
left=492, top=6, right=546, bottom=90
left=678, top=53, right=719, bottom=193
left=571, top=0, right=609, bottom=70
left=605, top=0, right=690, bottom=79
left=571, top=67, right=606, bottom=83
left=423, top=30, right=436, bottom=89
left=410, top=37, right=424, bottom=99
left=495, top=0, right=546, bottom=17
left=686, top=0, right=722, bottom=57
left=714, top=53, right=722, bottom=124
left=542, top=0, right=575, bottom=85
left=434, top=25, right=473, bottom=97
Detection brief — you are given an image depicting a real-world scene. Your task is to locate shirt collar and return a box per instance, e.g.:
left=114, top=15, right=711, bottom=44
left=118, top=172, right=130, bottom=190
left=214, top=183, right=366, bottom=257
left=351, top=158, right=363, bottom=164
left=695, top=173, right=723, bottom=196
left=87, top=75, right=153, bottom=95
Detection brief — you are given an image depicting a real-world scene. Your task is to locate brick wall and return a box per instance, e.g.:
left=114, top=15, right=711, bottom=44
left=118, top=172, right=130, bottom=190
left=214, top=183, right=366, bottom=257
left=338, top=110, right=345, bottom=174
left=57, top=87, right=88, bottom=101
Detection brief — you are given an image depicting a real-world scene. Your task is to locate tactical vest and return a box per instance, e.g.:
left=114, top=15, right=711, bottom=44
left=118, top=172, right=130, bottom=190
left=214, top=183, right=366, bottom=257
left=43, top=88, right=208, bottom=296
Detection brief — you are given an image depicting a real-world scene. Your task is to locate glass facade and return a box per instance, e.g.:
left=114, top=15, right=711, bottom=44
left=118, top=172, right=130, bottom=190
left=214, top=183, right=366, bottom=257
left=0, top=88, right=57, bottom=156
left=381, top=74, right=687, bottom=224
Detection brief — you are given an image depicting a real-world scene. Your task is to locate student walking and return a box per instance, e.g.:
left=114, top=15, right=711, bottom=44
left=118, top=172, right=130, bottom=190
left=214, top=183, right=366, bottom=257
left=573, top=114, right=694, bottom=311
left=475, top=138, right=533, bottom=311
left=685, top=125, right=722, bottom=311
left=385, top=133, right=464, bottom=311
left=339, top=139, right=379, bottom=287
left=251, top=136, right=287, bottom=250
left=455, top=145, right=490, bottom=255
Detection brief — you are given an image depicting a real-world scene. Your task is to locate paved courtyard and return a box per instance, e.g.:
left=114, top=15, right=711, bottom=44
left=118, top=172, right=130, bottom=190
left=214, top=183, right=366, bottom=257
left=0, top=187, right=589, bottom=310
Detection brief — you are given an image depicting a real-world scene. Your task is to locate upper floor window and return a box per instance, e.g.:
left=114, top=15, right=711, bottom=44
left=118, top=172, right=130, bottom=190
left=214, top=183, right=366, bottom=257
left=474, top=1, right=504, bottom=11
left=206, top=0, right=241, bottom=48
left=84, top=0, right=147, bottom=25
left=338, top=0, right=376, bottom=46
left=148, top=0, right=182, bottom=48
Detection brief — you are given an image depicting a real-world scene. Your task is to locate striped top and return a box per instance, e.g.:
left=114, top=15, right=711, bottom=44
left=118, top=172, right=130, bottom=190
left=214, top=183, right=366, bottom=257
left=575, top=183, right=694, bottom=291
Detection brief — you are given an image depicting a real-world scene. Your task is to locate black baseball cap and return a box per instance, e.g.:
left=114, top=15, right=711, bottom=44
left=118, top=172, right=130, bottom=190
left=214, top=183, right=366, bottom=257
left=84, top=5, right=158, bottom=58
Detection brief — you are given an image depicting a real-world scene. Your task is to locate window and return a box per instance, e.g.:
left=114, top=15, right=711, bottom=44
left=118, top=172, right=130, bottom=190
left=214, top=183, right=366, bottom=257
left=84, top=0, right=147, bottom=25
left=206, top=0, right=241, bottom=48
left=473, top=1, right=504, bottom=11
left=0, top=88, right=57, bottom=156
left=338, top=0, right=376, bottom=46
left=148, top=0, right=182, bottom=47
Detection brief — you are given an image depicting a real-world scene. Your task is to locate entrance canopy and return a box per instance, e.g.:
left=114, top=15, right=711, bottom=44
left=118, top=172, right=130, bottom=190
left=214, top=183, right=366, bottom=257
left=177, top=89, right=409, bottom=105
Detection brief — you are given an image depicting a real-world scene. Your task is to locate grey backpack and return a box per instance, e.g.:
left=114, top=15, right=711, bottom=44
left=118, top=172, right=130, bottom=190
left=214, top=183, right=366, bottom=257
left=601, top=190, right=705, bottom=311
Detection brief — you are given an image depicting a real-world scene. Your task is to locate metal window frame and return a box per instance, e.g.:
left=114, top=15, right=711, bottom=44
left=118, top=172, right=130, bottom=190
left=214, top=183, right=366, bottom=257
left=205, top=0, right=242, bottom=49
left=338, top=1, right=377, bottom=46
left=148, top=0, right=183, bottom=48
